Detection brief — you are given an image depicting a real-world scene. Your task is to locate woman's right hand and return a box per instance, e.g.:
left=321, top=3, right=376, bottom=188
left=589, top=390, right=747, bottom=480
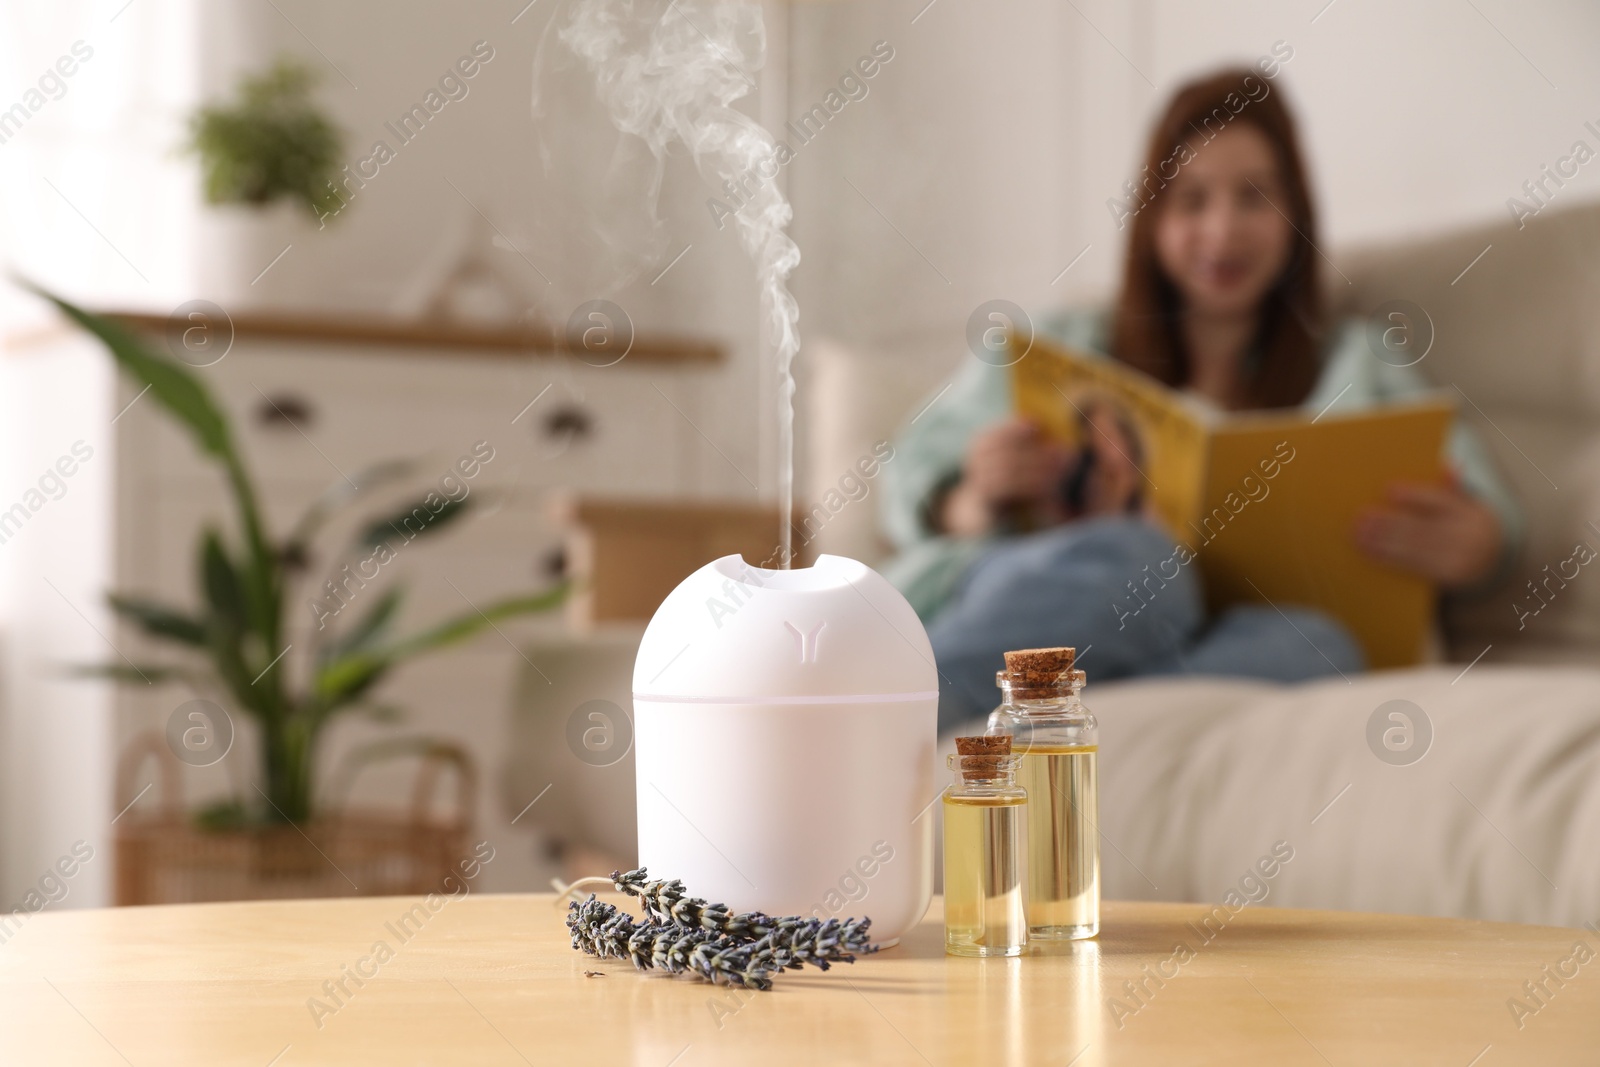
left=940, top=418, right=1072, bottom=537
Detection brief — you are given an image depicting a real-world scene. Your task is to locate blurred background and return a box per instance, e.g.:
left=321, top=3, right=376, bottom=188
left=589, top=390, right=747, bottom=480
left=1, top=0, right=1597, bottom=910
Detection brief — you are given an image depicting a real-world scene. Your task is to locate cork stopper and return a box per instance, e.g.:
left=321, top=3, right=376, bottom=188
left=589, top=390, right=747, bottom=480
left=1002, top=646, right=1076, bottom=696
left=954, top=735, right=1011, bottom=783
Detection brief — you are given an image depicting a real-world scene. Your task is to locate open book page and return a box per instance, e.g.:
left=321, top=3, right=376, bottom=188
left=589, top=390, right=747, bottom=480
left=1009, top=333, right=1211, bottom=535
left=1009, top=333, right=1454, bottom=667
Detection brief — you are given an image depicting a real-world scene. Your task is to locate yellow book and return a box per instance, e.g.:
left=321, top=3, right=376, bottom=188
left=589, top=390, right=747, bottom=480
left=1010, top=334, right=1453, bottom=669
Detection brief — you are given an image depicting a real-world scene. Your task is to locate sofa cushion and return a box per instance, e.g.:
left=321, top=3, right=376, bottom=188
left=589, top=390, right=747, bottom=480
left=1336, top=201, right=1600, bottom=422
left=1337, top=202, right=1600, bottom=661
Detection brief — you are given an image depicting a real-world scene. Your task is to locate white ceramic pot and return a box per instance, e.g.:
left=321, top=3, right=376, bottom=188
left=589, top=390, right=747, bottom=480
left=632, top=554, right=937, bottom=943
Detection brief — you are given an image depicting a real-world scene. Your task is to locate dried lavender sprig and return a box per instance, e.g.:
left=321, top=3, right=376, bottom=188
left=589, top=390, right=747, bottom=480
left=567, top=896, right=777, bottom=989
left=634, top=923, right=778, bottom=990
left=609, top=868, right=878, bottom=969
left=568, top=895, right=635, bottom=959
left=757, top=915, right=876, bottom=972
left=586, top=873, right=878, bottom=984
left=611, top=868, right=730, bottom=930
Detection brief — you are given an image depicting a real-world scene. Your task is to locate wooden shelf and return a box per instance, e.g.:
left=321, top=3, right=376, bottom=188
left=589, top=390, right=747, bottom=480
left=104, top=309, right=723, bottom=365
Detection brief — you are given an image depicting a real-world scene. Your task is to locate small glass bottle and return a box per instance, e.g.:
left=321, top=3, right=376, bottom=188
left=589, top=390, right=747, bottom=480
left=987, top=648, right=1099, bottom=940
left=942, top=737, right=1028, bottom=957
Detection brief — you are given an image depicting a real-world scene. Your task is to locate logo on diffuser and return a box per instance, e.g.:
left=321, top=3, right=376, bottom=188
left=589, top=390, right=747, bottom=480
left=784, top=620, right=826, bottom=664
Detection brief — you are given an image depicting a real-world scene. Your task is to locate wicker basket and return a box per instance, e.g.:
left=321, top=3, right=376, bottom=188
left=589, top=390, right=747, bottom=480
left=114, top=733, right=477, bottom=905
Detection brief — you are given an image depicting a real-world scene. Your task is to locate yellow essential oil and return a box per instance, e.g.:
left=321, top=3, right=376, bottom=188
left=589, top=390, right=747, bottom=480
left=943, top=795, right=1028, bottom=956
left=1016, top=743, right=1099, bottom=939
left=942, top=745, right=1028, bottom=957
left=987, top=649, right=1101, bottom=941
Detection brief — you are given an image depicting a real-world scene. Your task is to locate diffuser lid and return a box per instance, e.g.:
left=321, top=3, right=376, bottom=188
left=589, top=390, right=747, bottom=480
left=632, top=554, right=939, bottom=703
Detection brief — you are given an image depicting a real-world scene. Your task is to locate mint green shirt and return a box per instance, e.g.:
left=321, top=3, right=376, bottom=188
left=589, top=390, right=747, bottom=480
left=879, top=309, right=1525, bottom=619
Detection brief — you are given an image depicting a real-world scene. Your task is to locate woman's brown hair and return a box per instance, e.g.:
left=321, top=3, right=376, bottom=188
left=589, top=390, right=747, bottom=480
left=1109, top=67, right=1322, bottom=410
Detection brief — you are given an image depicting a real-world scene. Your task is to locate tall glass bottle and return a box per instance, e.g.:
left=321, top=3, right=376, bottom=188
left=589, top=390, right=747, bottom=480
left=987, top=648, right=1099, bottom=940
left=942, top=739, right=1028, bottom=957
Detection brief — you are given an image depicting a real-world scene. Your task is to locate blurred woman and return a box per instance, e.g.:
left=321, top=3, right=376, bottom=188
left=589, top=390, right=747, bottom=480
left=881, top=67, right=1522, bottom=730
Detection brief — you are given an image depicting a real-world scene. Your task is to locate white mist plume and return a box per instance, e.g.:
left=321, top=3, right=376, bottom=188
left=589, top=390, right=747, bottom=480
left=546, top=0, right=801, bottom=565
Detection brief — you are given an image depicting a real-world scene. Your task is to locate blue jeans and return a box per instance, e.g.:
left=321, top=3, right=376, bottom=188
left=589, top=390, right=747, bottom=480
left=925, top=517, right=1366, bottom=732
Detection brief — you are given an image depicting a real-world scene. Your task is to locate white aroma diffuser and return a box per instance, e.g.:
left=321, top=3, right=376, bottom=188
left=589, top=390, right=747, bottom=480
left=632, top=553, right=938, bottom=944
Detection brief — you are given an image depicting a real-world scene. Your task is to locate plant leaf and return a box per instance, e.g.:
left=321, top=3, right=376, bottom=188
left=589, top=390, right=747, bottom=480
left=384, top=585, right=567, bottom=661
left=193, top=799, right=254, bottom=832
left=311, top=652, right=387, bottom=705
left=65, top=663, right=202, bottom=685
left=108, top=594, right=207, bottom=647
left=200, top=531, right=247, bottom=634
left=326, top=586, right=404, bottom=659
left=285, top=458, right=419, bottom=550
left=356, top=496, right=470, bottom=553
left=308, top=585, right=566, bottom=718
left=26, top=286, right=232, bottom=457
left=198, top=531, right=262, bottom=706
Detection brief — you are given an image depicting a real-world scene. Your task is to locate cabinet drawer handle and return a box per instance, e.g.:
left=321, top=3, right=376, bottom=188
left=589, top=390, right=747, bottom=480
left=544, top=404, right=593, bottom=442
left=255, top=393, right=316, bottom=431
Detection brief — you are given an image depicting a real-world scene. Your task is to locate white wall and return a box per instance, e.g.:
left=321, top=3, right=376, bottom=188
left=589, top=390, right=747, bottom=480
left=0, top=0, right=189, bottom=910
left=183, top=0, right=767, bottom=499
left=787, top=0, right=1086, bottom=347
left=0, top=338, right=116, bottom=910
left=786, top=0, right=1600, bottom=350
left=0, top=1, right=198, bottom=313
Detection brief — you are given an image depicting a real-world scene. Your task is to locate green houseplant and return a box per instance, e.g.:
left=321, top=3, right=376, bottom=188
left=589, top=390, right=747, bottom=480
left=38, top=289, right=564, bottom=826
left=186, top=57, right=344, bottom=220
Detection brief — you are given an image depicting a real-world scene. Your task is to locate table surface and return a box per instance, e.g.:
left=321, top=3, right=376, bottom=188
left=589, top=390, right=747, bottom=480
left=0, top=892, right=1595, bottom=1066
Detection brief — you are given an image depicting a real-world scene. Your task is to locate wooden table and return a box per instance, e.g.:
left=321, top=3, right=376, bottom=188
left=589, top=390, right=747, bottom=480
left=0, top=893, right=1595, bottom=1065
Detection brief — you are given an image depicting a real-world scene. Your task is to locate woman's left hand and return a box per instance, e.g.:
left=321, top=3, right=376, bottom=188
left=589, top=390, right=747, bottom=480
left=1354, top=480, right=1503, bottom=589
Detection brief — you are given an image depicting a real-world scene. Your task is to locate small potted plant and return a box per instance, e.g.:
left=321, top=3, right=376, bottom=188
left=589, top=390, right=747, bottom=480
left=184, top=56, right=344, bottom=307
left=34, top=288, right=565, bottom=901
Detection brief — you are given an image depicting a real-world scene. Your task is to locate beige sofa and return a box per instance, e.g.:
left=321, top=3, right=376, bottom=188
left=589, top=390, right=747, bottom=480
left=513, top=201, right=1600, bottom=926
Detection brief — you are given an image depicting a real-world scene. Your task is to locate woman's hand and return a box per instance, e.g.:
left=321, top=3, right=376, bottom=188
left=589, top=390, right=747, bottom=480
left=940, top=418, right=1071, bottom=537
left=1354, top=480, right=1503, bottom=589
left=1074, top=398, right=1145, bottom=518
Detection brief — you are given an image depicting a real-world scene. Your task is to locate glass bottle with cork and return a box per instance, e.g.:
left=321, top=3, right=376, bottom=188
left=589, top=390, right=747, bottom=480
left=987, top=646, right=1099, bottom=940
left=941, top=735, right=1028, bottom=957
